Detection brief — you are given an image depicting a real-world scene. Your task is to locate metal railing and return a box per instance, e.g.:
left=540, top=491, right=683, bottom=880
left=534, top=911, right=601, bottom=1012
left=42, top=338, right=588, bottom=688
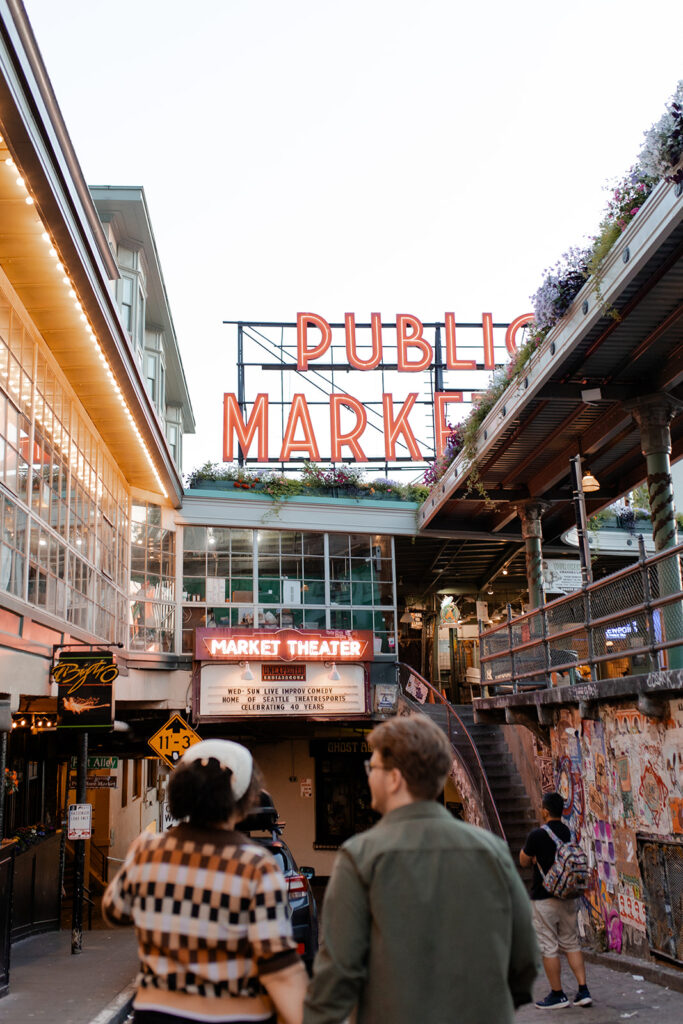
left=479, top=538, right=683, bottom=694
left=90, top=841, right=109, bottom=885
left=396, top=663, right=505, bottom=840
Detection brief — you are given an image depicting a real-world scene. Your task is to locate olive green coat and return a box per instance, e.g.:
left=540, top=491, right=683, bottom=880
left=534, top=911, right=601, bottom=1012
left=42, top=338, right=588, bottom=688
left=304, top=801, right=539, bottom=1024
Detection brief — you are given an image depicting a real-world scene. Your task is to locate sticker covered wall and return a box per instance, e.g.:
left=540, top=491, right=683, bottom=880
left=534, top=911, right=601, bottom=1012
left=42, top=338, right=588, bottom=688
left=548, top=698, right=683, bottom=959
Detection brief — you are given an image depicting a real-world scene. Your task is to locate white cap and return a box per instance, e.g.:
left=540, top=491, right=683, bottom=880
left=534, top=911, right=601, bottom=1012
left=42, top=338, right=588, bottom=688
left=179, top=740, right=253, bottom=800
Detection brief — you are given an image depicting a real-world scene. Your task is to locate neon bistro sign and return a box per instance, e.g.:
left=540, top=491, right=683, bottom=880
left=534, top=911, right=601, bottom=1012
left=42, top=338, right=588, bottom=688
left=224, top=311, right=533, bottom=463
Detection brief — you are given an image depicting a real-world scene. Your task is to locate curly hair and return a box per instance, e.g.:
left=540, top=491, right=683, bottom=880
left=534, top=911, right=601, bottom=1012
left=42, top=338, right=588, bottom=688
left=168, top=757, right=263, bottom=826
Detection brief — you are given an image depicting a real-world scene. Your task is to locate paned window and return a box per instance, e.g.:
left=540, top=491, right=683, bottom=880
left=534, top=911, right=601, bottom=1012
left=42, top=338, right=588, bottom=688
left=180, top=527, right=397, bottom=655
left=0, top=287, right=130, bottom=643
left=130, top=502, right=176, bottom=652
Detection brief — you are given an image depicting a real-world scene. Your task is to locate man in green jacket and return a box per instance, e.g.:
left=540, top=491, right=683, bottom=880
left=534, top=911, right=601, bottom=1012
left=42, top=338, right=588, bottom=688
left=303, top=714, right=539, bottom=1024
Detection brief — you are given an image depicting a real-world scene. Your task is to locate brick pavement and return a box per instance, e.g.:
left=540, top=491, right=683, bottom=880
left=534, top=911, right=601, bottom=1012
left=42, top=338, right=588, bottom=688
left=516, top=961, right=683, bottom=1022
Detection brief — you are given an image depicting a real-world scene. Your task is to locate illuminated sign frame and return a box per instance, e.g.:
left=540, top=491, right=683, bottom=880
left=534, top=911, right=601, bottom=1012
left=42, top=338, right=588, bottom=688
left=196, top=627, right=374, bottom=662
left=224, top=312, right=533, bottom=468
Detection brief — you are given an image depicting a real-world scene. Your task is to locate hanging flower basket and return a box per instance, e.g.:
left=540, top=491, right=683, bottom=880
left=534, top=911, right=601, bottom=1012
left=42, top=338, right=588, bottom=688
left=4, top=767, right=19, bottom=796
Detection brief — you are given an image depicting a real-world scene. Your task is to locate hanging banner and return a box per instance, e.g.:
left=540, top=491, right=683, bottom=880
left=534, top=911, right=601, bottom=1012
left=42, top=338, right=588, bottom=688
left=55, top=650, right=117, bottom=729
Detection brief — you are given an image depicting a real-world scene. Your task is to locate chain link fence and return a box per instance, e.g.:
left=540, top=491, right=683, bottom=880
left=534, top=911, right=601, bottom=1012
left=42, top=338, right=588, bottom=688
left=479, top=543, right=683, bottom=693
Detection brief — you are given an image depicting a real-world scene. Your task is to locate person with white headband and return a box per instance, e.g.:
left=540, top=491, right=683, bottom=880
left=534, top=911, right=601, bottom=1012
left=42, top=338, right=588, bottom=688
left=103, top=739, right=307, bottom=1024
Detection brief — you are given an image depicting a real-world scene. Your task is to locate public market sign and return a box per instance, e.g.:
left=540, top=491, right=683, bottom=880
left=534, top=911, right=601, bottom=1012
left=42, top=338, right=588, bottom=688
left=224, top=311, right=533, bottom=464
left=196, top=628, right=374, bottom=662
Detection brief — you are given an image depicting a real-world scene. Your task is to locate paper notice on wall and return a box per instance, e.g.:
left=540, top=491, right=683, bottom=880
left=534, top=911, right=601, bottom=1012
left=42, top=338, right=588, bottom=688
left=300, top=778, right=313, bottom=798
left=67, top=803, right=92, bottom=840
left=206, top=577, right=227, bottom=604
left=406, top=674, right=428, bottom=704
left=618, top=888, right=647, bottom=931
left=282, top=579, right=301, bottom=604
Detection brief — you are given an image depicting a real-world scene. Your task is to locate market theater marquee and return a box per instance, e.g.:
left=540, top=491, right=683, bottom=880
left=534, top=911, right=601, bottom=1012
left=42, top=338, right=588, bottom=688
left=194, top=628, right=373, bottom=719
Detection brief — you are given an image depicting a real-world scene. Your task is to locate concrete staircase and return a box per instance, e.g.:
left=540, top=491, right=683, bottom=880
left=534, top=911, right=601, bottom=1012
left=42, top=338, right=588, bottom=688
left=420, top=701, right=537, bottom=880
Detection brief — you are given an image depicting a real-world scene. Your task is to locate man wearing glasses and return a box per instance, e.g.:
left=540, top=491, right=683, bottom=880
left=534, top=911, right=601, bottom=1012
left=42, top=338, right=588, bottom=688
left=303, top=714, right=538, bottom=1024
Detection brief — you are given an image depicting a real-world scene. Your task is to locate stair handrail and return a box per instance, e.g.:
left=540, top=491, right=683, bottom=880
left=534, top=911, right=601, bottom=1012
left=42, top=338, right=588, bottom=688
left=90, top=841, right=109, bottom=885
left=396, top=663, right=506, bottom=840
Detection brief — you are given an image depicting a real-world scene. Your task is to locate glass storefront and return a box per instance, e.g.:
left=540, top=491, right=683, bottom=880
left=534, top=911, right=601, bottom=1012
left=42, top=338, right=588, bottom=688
left=130, top=502, right=175, bottom=651
left=0, top=285, right=129, bottom=641
left=181, top=527, right=397, bottom=656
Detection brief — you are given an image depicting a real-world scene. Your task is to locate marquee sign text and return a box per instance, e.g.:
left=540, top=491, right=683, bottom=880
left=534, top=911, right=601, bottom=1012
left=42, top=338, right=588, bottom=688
left=196, top=627, right=374, bottom=662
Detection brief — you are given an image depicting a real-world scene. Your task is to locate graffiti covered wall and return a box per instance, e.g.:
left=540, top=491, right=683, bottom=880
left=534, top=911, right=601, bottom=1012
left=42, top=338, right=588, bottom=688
left=546, top=698, right=683, bottom=956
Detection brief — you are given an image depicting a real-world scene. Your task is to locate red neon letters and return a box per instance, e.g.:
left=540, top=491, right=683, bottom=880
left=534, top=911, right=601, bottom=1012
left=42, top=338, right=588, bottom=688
left=226, top=312, right=534, bottom=464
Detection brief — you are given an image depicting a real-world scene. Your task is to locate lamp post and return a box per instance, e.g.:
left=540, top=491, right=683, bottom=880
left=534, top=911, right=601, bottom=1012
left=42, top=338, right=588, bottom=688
left=569, top=455, right=593, bottom=586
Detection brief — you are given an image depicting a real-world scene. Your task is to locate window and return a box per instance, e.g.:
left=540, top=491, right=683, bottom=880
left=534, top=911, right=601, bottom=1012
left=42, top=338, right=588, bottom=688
left=179, top=528, right=397, bottom=655
left=0, top=289, right=130, bottom=643
left=130, top=502, right=176, bottom=652
left=119, top=276, right=133, bottom=333
left=145, top=353, right=157, bottom=403
left=166, top=423, right=179, bottom=464
left=121, top=760, right=129, bottom=808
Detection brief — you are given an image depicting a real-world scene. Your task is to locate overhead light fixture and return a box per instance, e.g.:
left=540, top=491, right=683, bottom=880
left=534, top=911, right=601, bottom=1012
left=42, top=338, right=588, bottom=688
left=502, top=568, right=508, bottom=576
left=326, top=662, right=340, bottom=681
left=240, top=661, right=254, bottom=681
left=487, top=587, right=493, bottom=595
left=399, top=609, right=412, bottom=624
left=582, top=469, right=600, bottom=493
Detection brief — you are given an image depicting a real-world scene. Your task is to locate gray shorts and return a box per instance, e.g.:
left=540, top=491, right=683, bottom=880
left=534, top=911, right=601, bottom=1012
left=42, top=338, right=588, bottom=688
left=532, top=897, right=581, bottom=957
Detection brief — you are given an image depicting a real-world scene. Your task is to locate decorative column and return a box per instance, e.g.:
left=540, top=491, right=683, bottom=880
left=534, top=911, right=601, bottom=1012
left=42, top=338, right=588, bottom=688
left=517, top=502, right=547, bottom=610
left=629, top=393, right=683, bottom=669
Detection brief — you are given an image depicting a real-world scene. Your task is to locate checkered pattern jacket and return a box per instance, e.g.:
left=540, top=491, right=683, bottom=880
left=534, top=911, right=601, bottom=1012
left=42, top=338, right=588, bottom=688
left=102, top=823, right=299, bottom=999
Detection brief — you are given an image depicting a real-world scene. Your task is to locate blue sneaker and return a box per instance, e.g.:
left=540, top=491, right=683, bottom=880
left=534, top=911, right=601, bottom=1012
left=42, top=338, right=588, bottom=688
left=535, top=991, right=570, bottom=1010
left=573, top=986, right=592, bottom=1007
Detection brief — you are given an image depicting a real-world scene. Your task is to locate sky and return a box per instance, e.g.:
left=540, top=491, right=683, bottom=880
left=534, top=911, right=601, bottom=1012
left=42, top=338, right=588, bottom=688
left=22, top=0, right=683, bottom=475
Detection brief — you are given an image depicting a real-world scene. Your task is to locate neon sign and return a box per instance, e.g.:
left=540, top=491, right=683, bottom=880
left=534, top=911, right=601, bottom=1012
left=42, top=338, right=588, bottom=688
left=196, top=627, right=374, bottom=662
left=225, top=312, right=533, bottom=464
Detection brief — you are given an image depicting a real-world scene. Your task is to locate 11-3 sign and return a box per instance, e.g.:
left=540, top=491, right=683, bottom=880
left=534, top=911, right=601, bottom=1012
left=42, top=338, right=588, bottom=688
left=148, top=714, right=201, bottom=768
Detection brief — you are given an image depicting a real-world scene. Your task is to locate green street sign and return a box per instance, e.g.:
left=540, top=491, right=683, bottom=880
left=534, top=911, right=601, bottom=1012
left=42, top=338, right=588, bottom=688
left=70, top=755, right=118, bottom=770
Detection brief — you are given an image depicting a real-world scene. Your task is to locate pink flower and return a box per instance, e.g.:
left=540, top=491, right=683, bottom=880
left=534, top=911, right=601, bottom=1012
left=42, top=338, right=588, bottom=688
left=630, top=206, right=640, bottom=216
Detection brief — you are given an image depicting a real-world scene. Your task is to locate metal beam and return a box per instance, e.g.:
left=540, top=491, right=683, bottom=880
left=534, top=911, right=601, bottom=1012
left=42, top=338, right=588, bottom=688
left=526, top=405, right=634, bottom=497
left=476, top=544, right=525, bottom=592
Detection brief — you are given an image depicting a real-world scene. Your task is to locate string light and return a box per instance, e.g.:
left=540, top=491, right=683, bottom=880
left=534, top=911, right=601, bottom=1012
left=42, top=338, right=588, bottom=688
left=1, top=153, right=169, bottom=498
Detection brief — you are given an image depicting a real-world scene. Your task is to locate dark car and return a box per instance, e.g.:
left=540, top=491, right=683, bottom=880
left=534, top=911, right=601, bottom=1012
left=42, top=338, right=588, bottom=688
left=236, top=792, right=319, bottom=973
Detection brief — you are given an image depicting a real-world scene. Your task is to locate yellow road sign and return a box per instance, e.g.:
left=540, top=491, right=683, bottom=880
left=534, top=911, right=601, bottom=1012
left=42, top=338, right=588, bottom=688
left=148, top=714, right=201, bottom=768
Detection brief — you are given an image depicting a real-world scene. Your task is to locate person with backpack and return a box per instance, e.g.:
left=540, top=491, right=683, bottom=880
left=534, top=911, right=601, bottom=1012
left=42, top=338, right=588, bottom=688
left=520, top=791, right=592, bottom=1010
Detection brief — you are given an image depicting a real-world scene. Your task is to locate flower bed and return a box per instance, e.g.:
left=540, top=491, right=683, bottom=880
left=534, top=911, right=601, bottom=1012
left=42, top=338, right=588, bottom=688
left=185, top=461, right=429, bottom=504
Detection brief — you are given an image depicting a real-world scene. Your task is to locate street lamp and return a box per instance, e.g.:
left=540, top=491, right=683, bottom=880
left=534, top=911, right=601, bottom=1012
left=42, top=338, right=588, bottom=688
left=569, top=455, right=594, bottom=586
left=581, top=469, right=600, bottom=492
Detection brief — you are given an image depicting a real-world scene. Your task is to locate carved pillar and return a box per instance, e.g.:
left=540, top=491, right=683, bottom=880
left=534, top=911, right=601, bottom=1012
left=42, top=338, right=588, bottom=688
left=517, top=502, right=547, bottom=610
left=628, top=393, right=683, bottom=669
